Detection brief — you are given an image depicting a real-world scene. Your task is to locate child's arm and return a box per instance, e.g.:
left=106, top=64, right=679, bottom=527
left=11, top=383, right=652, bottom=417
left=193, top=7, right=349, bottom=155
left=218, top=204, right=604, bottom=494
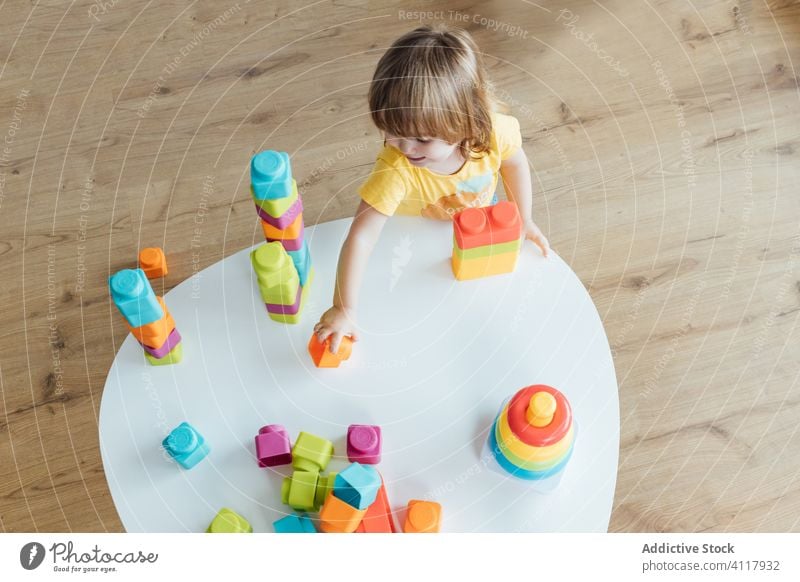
left=499, top=148, right=550, bottom=257
left=313, top=199, right=389, bottom=353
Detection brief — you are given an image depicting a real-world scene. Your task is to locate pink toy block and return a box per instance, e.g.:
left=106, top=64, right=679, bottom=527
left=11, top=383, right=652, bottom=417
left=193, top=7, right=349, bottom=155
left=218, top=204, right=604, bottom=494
left=139, top=328, right=181, bottom=359
left=265, top=223, right=305, bottom=252
left=265, top=284, right=303, bottom=315
left=347, top=424, right=382, bottom=464
left=255, top=424, right=292, bottom=468
left=255, top=195, right=303, bottom=229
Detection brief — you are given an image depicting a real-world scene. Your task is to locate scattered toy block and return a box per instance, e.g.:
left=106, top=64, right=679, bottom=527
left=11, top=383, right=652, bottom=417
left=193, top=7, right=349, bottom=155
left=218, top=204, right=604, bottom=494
left=162, top=422, right=209, bottom=469
left=126, top=296, right=175, bottom=348
left=139, top=327, right=181, bottom=359
left=334, top=463, right=381, bottom=510
left=109, top=268, right=163, bottom=327
left=266, top=268, right=314, bottom=324
left=251, top=242, right=300, bottom=305
left=252, top=181, right=299, bottom=216
left=273, top=514, right=317, bottom=533
left=347, top=425, right=381, bottom=464
left=138, top=247, right=168, bottom=279
left=356, top=478, right=396, bottom=533
left=260, top=212, right=303, bottom=240
left=452, top=201, right=522, bottom=250
left=207, top=508, right=252, bottom=533
left=308, top=334, right=353, bottom=368
left=319, top=491, right=366, bottom=533
left=292, top=432, right=334, bottom=472
left=287, top=242, right=312, bottom=286
left=281, top=470, right=319, bottom=511
left=402, top=500, right=441, bottom=533
left=144, top=341, right=183, bottom=366
left=255, top=424, right=292, bottom=467
left=251, top=151, right=293, bottom=200
left=451, top=247, right=519, bottom=281
left=314, top=472, right=337, bottom=511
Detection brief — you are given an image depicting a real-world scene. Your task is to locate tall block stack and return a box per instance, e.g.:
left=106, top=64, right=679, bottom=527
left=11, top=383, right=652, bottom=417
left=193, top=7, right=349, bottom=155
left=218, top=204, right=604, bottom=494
left=250, top=150, right=313, bottom=323
left=109, top=268, right=183, bottom=365
left=452, top=201, right=523, bottom=281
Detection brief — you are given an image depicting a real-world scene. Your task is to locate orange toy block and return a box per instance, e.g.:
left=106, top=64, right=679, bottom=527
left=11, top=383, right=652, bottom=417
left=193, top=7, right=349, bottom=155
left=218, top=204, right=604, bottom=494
left=126, top=296, right=175, bottom=348
left=308, top=334, right=353, bottom=368
left=402, top=500, right=441, bottom=533
left=260, top=212, right=303, bottom=240
left=453, top=201, right=522, bottom=250
left=356, top=479, right=396, bottom=533
left=138, top=247, right=168, bottom=279
left=319, top=491, right=366, bottom=533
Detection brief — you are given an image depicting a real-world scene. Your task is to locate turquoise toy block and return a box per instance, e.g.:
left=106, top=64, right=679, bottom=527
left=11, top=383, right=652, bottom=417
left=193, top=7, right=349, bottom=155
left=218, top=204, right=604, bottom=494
left=287, top=242, right=312, bottom=287
left=292, top=432, right=333, bottom=472
left=333, top=462, right=381, bottom=510
left=251, top=151, right=293, bottom=200
left=162, top=422, right=210, bottom=469
left=273, top=514, right=317, bottom=533
left=109, top=269, right=164, bottom=328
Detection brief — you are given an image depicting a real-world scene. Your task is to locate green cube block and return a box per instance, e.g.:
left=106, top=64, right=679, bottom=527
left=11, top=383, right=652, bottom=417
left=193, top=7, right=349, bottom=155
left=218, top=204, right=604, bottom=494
left=292, top=431, right=334, bottom=472
left=144, top=342, right=183, bottom=366
left=281, top=470, right=319, bottom=511
left=314, top=472, right=337, bottom=511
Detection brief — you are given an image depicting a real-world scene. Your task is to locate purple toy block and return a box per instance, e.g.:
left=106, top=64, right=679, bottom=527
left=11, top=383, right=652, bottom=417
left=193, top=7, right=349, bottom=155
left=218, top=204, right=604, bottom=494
left=255, top=424, right=292, bottom=468
left=265, top=284, right=302, bottom=315
left=139, top=328, right=182, bottom=359
left=255, top=196, right=303, bottom=230
left=266, top=223, right=305, bottom=252
left=347, top=424, right=382, bottom=464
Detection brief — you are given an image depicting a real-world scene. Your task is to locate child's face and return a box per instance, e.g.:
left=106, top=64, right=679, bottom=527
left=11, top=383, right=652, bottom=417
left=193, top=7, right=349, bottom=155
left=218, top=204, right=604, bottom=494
left=384, top=133, right=460, bottom=167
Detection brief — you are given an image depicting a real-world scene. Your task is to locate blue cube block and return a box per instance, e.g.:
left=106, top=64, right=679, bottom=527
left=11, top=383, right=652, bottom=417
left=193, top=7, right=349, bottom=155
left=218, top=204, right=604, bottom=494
left=109, top=269, right=164, bottom=328
left=162, top=422, right=210, bottom=469
left=251, top=151, right=293, bottom=200
left=273, top=514, right=317, bottom=533
left=287, top=242, right=312, bottom=286
left=333, top=462, right=381, bottom=510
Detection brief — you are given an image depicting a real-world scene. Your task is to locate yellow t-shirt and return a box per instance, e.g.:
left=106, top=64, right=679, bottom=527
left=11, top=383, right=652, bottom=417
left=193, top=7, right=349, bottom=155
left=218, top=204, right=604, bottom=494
left=358, top=113, right=522, bottom=219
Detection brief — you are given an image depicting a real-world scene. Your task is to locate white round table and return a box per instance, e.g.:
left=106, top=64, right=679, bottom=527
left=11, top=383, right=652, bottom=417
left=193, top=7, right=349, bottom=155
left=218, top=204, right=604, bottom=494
left=99, top=216, right=619, bottom=532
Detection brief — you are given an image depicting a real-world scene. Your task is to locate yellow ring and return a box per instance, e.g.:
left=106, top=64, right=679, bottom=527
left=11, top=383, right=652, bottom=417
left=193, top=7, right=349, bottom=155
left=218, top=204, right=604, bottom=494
left=496, top=406, right=574, bottom=463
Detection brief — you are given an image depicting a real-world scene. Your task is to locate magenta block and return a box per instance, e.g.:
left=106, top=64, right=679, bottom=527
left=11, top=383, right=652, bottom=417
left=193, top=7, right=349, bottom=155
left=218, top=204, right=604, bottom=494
left=255, top=424, right=292, bottom=468
left=255, top=196, right=303, bottom=229
left=139, top=328, right=181, bottom=359
left=265, top=284, right=302, bottom=315
left=266, top=223, right=304, bottom=252
left=347, top=424, right=382, bottom=464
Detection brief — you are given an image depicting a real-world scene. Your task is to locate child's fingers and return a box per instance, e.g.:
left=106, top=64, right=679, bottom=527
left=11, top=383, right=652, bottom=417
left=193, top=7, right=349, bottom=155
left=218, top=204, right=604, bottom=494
left=330, top=332, right=342, bottom=354
left=349, top=331, right=360, bottom=342
left=316, top=328, right=332, bottom=342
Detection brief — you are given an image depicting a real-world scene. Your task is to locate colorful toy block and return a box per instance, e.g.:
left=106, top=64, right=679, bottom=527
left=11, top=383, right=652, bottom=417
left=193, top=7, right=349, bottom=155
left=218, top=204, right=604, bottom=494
left=287, top=242, right=312, bottom=286
left=265, top=268, right=314, bottom=324
left=255, top=424, right=292, bottom=467
left=256, top=194, right=303, bottom=229
left=319, top=491, right=366, bottom=533
left=252, top=180, right=299, bottom=216
left=251, top=242, right=300, bottom=305
left=138, top=247, right=168, bottom=279
left=292, top=432, right=334, bottom=472
left=308, top=334, right=353, bottom=368
left=451, top=247, right=520, bottom=281
left=281, top=470, right=319, bottom=511
left=347, top=425, right=381, bottom=464
left=109, top=269, right=163, bottom=327
left=356, top=478, right=396, bottom=533
left=452, top=201, right=522, bottom=250
left=139, top=327, right=181, bottom=359
left=334, top=463, right=381, bottom=510
left=273, top=514, right=317, bottom=533
left=261, top=212, right=304, bottom=240
left=507, top=385, right=572, bottom=447
left=314, top=472, right=337, bottom=511
left=162, top=422, right=209, bottom=469
left=144, top=341, right=183, bottom=366
left=402, top=500, right=441, bottom=533
left=262, top=220, right=305, bottom=252
left=126, top=296, right=175, bottom=348
left=251, top=150, right=293, bottom=200
left=452, top=236, right=521, bottom=260
left=207, top=508, right=252, bottom=533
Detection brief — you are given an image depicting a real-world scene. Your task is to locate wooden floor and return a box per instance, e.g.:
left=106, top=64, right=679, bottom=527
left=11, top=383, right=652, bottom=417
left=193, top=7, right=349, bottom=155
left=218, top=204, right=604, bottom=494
left=1, top=0, right=798, bottom=532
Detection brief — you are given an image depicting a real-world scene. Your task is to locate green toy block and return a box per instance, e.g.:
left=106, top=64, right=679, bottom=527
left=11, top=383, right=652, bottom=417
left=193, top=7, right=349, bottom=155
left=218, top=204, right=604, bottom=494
left=251, top=242, right=300, bottom=305
left=281, top=470, right=319, bottom=511
left=267, top=268, right=314, bottom=325
left=292, top=431, right=334, bottom=472
left=252, top=181, right=299, bottom=216
left=314, top=472, right=338, bottom=511
left=206, top=508, right=252, bottom=533
left=452, top=236, right=522, bottom=260
left=144, top=341, right=183, bottom=366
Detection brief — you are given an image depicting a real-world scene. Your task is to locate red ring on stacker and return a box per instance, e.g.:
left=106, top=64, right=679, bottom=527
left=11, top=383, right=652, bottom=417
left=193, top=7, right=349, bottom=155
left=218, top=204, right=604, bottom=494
left=507, top=384, right=572, bottom=447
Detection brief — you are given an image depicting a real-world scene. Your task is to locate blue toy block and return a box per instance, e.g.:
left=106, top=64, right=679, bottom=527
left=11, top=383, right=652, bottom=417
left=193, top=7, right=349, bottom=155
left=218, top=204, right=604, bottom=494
left=333, top=462, right=381, bottom=510
left=273, top=514, right=317, bottom=533
left=251, top=151, right=293, bottom=200
left=109, top=268, right=164, bottom=328
left=287, top=242, right=312, bottom=286
left=162, top=422, right=210, bottom=469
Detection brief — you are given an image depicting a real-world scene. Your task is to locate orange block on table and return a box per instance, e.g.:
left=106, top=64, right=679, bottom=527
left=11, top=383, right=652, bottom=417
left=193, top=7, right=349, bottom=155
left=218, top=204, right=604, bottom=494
left=402, top=500, right=441, bottom=533
left=126, top=296, right=175, bottom=348
left=319, top=491, right=366, bottom=533
left=308, top=334, right=353, bottom=368
left=260, top=212, right=303, bottom=240
left=138, top=247, right=168, bottom=279
left=453, top=201, right=522, bottom=250
left=356, top=479, right=396, bottom=533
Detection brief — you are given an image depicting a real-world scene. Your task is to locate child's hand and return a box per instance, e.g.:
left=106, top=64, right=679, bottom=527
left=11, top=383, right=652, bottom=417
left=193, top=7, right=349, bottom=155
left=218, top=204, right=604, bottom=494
left=313, top=306, right=359, bottom=354
left=523, top=219, right=550, bottom=257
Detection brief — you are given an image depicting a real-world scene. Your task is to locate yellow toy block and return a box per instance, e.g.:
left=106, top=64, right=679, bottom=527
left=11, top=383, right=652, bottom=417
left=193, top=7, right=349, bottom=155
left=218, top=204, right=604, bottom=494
left=495, top=407, right=575, bottom=463
left=451, top=248, right=519, bottom=281
left=206, top=508, right=252, bottom=533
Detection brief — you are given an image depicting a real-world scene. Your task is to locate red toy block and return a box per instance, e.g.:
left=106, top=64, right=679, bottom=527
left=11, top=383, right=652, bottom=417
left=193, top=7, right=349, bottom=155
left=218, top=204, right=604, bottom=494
left=308, top=334, right=353, bottom=368
left=507, top=384, right=572, bottom=447
left=138, top=247, right=168, bottom=279
left=356, top=478, right=396, bottom=533
left=452, top=201, right=522, bottom=250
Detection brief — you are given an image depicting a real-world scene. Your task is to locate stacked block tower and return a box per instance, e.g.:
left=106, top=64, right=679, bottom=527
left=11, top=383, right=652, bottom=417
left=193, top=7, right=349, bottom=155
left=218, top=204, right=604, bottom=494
left=488, top=384, right=575, bottom=480
left=250, top=150, right=313, bottom=324
left=109, top=268, right=182, bottom=365
left=452, top=201, right=523, bottom=281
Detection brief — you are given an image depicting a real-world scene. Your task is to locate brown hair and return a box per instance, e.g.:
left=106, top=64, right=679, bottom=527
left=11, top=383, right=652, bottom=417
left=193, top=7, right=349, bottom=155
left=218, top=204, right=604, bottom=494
left=368, top=25, right=493, bottom=159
